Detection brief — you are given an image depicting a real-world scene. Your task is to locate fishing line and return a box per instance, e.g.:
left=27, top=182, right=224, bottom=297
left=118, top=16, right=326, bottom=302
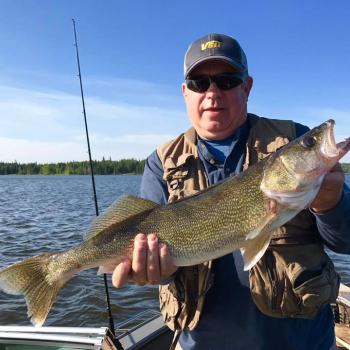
left=72, top=19, right=124, bottom=350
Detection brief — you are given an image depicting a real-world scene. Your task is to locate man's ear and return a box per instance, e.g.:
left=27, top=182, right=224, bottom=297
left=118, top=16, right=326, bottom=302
left=182, top=82, right=187, bottom=97
left=243, top=76, right=253, bottom=100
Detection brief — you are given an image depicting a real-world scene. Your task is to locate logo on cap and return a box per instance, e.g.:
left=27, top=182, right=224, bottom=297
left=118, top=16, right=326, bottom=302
left=201, top=40, right=222, bottom=51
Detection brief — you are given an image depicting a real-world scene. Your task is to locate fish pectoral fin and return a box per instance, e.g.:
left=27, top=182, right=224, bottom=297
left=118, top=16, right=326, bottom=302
left=241, top=211, right=276, bottom=271
left=85, top=195, right=159, bottom=240
left=240, top=227, right=273, bottom=271
left=97, top=265, right=115, bottom=275
left=245, top=209, right=275, bottom=240
left=97, top=256, right=125, bottom=275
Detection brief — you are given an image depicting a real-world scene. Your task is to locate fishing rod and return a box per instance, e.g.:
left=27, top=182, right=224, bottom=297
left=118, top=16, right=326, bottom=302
left=71, top=19, right=124, bottom=350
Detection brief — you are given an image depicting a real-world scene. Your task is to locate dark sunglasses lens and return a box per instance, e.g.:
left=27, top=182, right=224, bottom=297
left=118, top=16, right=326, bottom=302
left=186, top=77, right=210, bottom=92
left=186, top=74, right=243, bottom=92
left=215, top=75, right=243, bottom=90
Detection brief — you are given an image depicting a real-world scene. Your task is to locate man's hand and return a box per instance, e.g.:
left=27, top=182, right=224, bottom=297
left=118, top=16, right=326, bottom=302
left=111, top=233, right=177, bottom=288
left=310, top=162, right=344, bottom=213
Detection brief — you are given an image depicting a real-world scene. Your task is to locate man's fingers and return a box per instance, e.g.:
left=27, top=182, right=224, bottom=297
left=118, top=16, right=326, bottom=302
left=112, top=233, right=177, bottom=288
left=159, top=242, right=177, bottom=280
left=310, top=162, right=345, bottom=213
left=321, top=171, right=344, bottom=189
left=131, top=233, right=148, bottom=285
left=147, top=234, right=161, bottom=284
left=112, top=259, right=131, bottom=288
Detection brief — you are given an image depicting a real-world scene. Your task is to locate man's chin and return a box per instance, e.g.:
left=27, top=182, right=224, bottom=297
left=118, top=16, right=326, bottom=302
left=199, top=125, right=234, bottom=140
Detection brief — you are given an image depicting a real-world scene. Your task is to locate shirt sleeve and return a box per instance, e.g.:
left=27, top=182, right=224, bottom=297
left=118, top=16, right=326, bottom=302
left=140, top=150, right=169, bottom=205
left=294, top=122, right=309, bottom=136
left=313, top=184, right=350, bottom=253
left=295, top=122, right=350, bottom=253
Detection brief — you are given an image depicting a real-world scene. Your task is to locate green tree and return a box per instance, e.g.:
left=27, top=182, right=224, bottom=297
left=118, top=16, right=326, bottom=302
left=0, top=159, right=145, bottom=175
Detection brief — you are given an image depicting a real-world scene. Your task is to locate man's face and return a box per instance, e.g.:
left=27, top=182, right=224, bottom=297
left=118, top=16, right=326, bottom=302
left=182, top=60, right=253, bottom=140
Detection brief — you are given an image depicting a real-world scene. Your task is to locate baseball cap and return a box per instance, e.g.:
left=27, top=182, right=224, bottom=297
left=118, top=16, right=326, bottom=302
left=184, top=33, right=248, bottom=79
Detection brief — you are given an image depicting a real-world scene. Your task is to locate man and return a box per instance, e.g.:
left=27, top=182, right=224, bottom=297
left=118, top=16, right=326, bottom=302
left=112, top=34, right=350, bottom=349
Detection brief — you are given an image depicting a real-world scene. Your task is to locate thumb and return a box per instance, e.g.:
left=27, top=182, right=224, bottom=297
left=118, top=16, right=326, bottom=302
left=112, top=259, right=131, bottom=288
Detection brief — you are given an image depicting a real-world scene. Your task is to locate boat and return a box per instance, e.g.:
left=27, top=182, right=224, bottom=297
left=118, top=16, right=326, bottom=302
left=0, top=309, right=172, bottom=350
left=335, top=283, right=350, bottom=349
left=0, top=284, right=349, bottom=350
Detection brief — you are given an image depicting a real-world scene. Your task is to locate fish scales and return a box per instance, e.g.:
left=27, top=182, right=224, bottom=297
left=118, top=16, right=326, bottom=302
left=0, top=119, right=349, bottom=327
left=137, top=163, right=267, bottom=263
left=71, top=162, right=266, bottom=266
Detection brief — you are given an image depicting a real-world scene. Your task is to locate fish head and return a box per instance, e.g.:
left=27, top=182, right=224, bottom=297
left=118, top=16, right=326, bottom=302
left=261, top=119, right=350, bottom=209
left=281, top=119, right=349, bottom=178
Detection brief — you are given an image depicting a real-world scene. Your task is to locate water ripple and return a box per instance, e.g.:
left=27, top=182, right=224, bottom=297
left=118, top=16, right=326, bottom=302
left=0, top=174, right=349, bottom=327
left=0, top=175, right=152, bottom=327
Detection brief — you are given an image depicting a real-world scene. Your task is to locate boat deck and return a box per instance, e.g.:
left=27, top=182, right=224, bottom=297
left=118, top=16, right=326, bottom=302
left=335, top=284, right=350, bottom=350
left=336, top=324, right=350, bottom=350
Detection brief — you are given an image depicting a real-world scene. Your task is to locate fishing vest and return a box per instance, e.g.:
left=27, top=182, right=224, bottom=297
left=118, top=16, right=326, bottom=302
left=156, top=113, right=340, bottom=332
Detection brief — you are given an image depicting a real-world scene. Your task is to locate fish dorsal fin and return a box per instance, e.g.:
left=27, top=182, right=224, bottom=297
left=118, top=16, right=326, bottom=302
left=84, top=195, right=159, bottom=240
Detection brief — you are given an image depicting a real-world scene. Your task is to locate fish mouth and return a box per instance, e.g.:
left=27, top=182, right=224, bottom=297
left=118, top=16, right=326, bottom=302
left=322, top=119, right=350, bottom=159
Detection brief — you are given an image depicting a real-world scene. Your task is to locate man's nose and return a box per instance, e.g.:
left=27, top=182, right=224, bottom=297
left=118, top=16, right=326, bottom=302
left=206, top=81, right=221, bottom=95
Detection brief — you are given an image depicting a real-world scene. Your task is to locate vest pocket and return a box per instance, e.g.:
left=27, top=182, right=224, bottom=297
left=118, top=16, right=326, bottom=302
left=159, top=283, right=180, bottom=330
left=249, top=247, right=340, bottom=319
left=163, top=153, right=202, bottom=203
left=287, top=259, right=340, bottom=312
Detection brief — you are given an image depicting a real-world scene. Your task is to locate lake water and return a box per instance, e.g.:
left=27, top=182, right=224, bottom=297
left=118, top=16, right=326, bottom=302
left=0, top=174, right=349, bottom=328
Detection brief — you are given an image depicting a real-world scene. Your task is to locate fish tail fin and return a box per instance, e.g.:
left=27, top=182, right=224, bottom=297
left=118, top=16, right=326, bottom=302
left=0, top=253, right=67, bottom=327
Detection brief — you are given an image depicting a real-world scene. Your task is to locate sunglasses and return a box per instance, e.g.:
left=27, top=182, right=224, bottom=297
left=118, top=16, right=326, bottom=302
left=185, top=73, right=244, bottom=93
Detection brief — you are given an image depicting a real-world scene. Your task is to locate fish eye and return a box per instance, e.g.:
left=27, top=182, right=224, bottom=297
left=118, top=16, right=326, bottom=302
left=300, top=136, right=317, bottom=148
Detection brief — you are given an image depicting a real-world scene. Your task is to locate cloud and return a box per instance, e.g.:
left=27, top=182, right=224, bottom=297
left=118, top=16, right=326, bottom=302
left=0, top=79, right=189, bottom=162
left=0, top=131, right=178, bottom=163
left=88, top=132, right=176, bottom=146
left=0, top=137, right=86, bottom=163
left=0, top=85, right=82, bottom=141
left=1, top=75, right=349, bottom=163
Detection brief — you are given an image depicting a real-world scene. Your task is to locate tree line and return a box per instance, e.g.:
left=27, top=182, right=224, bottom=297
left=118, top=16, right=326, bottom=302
left=1, top=160, right=349, bottom=176
left=341, top=163, right=350, bottom=173
left=0, top=158, right=145, bottom=175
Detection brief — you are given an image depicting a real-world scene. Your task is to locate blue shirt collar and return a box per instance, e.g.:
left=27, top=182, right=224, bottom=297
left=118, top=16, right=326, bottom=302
left=197, top=120, right=249, bottom=165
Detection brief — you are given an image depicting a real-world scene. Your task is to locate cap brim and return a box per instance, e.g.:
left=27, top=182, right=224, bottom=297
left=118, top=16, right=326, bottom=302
left=185, top=56, right=247, bottom=78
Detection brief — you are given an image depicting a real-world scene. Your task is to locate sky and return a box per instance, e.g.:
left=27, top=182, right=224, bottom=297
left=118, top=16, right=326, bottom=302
left=0, top=0, right=349, bottom=163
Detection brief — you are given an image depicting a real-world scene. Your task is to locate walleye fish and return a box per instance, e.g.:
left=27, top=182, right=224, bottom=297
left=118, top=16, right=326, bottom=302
left=0, top=120, right=349, bottom=327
